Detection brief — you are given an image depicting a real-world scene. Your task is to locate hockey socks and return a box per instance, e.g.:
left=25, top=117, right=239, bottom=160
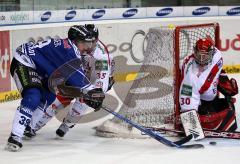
left=6, top=106, right=33, bottom=151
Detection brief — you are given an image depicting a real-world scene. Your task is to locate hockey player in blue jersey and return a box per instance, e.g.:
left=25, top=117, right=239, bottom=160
left=5, top=25, right=105, bottom=152
left=22, top=24, right=115, bottom=139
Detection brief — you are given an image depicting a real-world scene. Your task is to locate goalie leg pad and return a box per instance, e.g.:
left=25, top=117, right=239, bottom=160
left=199, top=108, right=237, bottom=131
left=180, top=110, right=205, bottom=140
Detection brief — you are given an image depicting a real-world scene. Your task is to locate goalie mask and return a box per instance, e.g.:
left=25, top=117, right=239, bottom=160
left=194, top=38, right=215, bottom=66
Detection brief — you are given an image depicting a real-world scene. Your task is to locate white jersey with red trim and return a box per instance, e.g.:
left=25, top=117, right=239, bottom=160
left=179, top=48, right=223, bottom=112
left=82, top=40, right=114, bottom=93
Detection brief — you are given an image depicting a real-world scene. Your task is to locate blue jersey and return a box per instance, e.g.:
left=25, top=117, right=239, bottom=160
left=14, top=38, right=91, bottom=89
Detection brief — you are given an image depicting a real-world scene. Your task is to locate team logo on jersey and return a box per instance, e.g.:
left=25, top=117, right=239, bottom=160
left=192, top=7, right=210, bottom=15
left=95, top=60, right=108, bottom=70
left=156, top=8, right=173, bottom=16
left=181, top=84, right=192, bottom=96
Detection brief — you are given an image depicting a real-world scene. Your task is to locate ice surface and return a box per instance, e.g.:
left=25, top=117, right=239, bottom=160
left=0, top=74, right=240, bottom=164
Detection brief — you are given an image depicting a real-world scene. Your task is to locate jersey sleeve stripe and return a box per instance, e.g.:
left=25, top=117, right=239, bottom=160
left=99, top=39, right=111, bottom=66
left=180, top=54, right=194, bottom=83
left=199, top=58, right=222, bottom=94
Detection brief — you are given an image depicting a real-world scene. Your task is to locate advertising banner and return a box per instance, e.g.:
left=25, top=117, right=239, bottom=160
left=0, top=11, right=33, bottom=25
left=184, top=6, right=218, bottom=17
left=219, top=6, right=240, bottom=16
left=116, top=8, right=146, bottom=19
left=83, top=8, right=146, bottom=20
left=0, top=31, right=11, bottom=92
left=33, top=10, right=60, bottom=23
left=57, top=10, right=85, bottom=22
left=146, top=7, right=184, bottom=18
left=83, top=9, right=108, bottom=20
left=0, top=6, right=240, bottom=26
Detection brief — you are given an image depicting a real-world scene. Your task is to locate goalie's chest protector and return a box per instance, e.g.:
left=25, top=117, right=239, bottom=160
left=179, top=50, right=223, bottom=111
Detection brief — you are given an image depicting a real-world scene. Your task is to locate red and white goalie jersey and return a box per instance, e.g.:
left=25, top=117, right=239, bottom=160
left=179, top=48, right=223, bottom=112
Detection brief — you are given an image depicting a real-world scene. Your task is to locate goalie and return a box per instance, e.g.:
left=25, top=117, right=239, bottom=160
left=179, top=37, right=238, bottom=140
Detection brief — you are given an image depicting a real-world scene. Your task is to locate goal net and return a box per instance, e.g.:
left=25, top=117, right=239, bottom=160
left=96, top=23, right=220, bottom=138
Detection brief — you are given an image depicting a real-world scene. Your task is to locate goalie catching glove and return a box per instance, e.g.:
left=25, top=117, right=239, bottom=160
left=218, top=70, right=238, bottom=97
left=82, top=88, right=105, bottom=111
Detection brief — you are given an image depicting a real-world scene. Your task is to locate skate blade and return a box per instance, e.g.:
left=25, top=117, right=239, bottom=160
left=5, top=143, right=21, bottom=152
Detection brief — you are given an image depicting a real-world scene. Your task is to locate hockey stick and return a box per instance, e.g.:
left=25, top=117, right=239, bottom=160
left=101, top=105, right=204, bottom=149
left=147, top=127, right=240, bottom=139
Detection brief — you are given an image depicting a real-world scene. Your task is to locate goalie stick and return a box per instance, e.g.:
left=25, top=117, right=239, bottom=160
left=146, top=127, right=240, bottom=139
left=101, top=105, right=204, bottom=149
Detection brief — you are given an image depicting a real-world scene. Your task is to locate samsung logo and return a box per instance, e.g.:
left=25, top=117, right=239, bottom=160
left=192, top=7, right=210, bottom=15
left=227, top=7, right=240, bottom=15
left=156, top=8, right=173, bottom=16
left=92, top=10, right=105, bottom=19
left=65, top=10, right=76, bottom=20
left=41, top=11, right=51, bottom=21
left=122, top=8, right=138, bottom=18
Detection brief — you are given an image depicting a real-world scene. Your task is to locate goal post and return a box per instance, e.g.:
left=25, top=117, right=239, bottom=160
left=96, top=23, right=220, bottom=138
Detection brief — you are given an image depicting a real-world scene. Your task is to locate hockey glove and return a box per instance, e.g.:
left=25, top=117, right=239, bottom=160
left=57, top=83, right=82, bottom=98
left=218, top=71, right=238, bottom=97
left=83, top=88, right=105, bottom=111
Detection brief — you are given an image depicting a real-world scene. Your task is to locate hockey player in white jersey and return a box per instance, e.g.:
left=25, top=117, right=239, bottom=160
left=179, top=37, right=238, bottom=140
left=55, top=24, right=115, bottom=137
left=24, top=24, right=115, bottom=138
